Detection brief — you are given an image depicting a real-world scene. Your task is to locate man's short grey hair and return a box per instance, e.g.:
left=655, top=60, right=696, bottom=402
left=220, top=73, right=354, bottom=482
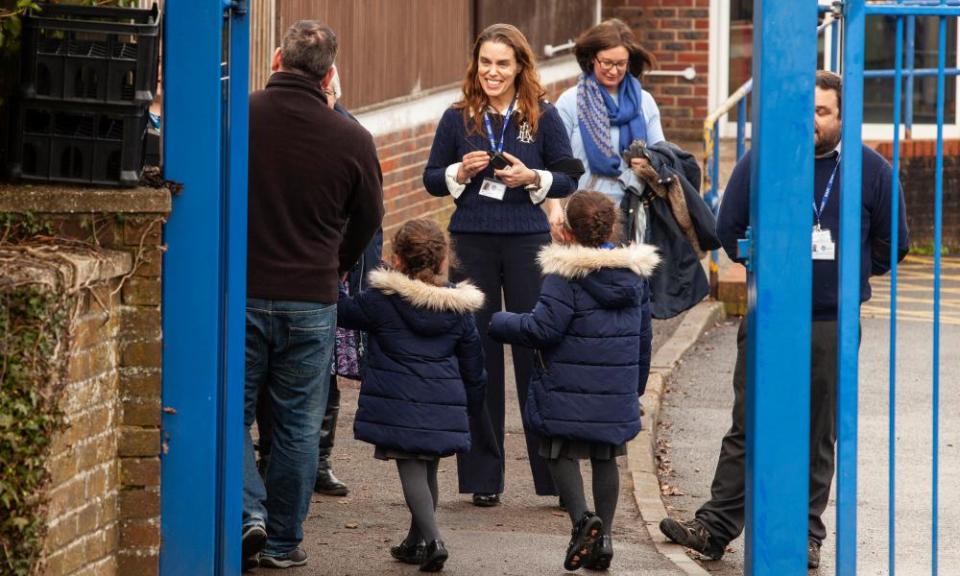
left=280, top=21, right=338, bottom=82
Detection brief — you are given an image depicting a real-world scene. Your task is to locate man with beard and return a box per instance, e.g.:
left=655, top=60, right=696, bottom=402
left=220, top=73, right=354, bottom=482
left=658, top=70, right=909, bottom=569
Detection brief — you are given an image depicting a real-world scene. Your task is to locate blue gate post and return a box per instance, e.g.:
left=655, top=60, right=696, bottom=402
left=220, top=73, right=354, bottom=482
left=888, top=11, right=904, bottom=576
left=837, top=1, right=865, bottom=574
left=744, top=1, right=816, bottom=575
left=931, top=10, right=947, bottom=575
left=218, top=1, right=249, bottom=573
left=161, top=1, right=248, bottom=574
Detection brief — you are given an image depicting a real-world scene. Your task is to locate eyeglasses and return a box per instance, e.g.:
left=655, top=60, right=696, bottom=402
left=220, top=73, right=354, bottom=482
left=595, top=57, right=629, bottom=72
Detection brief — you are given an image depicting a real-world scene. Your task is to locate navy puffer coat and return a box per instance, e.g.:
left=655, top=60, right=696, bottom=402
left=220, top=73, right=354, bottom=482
left=338, top=268, right=487, bottom=456
left=488, top=243, right=659, bottom=445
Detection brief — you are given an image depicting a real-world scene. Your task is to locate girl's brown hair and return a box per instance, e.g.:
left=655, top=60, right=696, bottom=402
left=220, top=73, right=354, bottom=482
left=574, top=18, right=655, bottom=79
left=455, top=23, right=546, bottom=136
left=392, top=219, right=448, bottom=286
left=565, top=191, right=619, bottom=247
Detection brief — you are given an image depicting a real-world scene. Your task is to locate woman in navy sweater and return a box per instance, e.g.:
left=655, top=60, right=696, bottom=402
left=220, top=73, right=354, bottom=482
left=423, top=23, right=584, bottom=507
left=337, top=219, right=487, bottom=572
left=489, top=191, right=658, bottom=571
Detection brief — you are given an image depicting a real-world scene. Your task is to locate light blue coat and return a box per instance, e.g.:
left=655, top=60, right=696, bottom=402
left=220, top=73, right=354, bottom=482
left=554, top=83, right=665, bottom=206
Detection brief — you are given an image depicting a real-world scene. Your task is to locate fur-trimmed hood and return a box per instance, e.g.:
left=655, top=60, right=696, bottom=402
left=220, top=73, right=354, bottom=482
left=367, top=268, right=484, bottom=336
left=538, top=243, right=659, bottom=310
left=368, top=268, right=484, bottom=312
left=538, top=243, right=660, bottom=279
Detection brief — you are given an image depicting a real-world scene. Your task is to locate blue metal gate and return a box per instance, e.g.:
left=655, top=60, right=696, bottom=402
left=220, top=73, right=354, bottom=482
left=745, top=1, right=957, bottom=574
left=160, top=1, right=248, bottom=574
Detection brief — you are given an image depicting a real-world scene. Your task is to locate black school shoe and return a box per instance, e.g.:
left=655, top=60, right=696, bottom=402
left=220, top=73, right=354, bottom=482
left=390, top=538, right=426, bottom=564
left=472, top=493, right=500, bottom=507
left=564, top=512, right=603, bottom=571
left=584, top=534, right=613, bottom=571
left=419, top=539, right=449, bottom=572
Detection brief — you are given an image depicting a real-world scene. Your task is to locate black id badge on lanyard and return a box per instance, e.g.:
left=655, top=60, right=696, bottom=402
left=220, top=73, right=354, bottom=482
left=812, top=157, right=839, bottom=261
left=479, top=101, right=514, bottom=201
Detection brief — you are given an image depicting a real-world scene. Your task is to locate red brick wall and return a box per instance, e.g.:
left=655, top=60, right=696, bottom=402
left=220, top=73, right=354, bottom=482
left=604, top=0, right=711, bottom=141
left=875, top=139, right=960, bottom=251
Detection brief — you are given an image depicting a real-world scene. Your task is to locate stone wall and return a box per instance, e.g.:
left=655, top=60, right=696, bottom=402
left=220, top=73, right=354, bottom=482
left=0, top=185, right=170, bottom=576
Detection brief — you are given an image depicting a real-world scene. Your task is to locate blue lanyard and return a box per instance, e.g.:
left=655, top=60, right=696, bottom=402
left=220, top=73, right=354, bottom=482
left=483, top=99, right=515, bottom=155
left=813, top=156, right=840, bottom=229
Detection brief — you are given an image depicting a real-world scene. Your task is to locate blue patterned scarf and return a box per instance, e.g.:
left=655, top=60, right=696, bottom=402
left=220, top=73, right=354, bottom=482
left=576, top=73, right=648, bottom=177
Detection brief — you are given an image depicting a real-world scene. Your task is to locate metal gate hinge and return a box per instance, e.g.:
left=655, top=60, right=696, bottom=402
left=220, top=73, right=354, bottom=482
left=223, top=0, right=248, bottom=15
left=737, top=226, right=753, bottom=271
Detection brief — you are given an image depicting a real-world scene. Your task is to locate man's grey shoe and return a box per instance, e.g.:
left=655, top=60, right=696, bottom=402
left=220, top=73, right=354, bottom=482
left=659, top=517, right=725, bottom=561
left=260, top=548, right=308, bottom=569
left=808, top=539, right=821, bottom=569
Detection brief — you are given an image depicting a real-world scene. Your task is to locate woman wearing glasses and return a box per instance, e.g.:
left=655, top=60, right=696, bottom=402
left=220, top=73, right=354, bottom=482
left=423, top=24, right=583, bottom=509
left=549, top=19, right=665, bottom=243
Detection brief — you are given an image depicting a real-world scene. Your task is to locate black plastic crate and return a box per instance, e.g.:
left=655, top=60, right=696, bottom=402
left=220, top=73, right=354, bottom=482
left=20, top=3, right=161, bottom=105
left=7, top=99, right=149, bottom=187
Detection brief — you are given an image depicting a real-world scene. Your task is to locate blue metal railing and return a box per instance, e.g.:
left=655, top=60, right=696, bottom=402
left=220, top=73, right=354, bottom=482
left=888, top=11, right=904, bottom=576
left=840, top=2, right=952, bottom=574
left=703, top=7, right=959, bottom=221
left=727, top=1, right=955, bottom=574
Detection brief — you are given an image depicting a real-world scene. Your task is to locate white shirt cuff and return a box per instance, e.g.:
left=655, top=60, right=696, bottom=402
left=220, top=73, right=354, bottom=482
left=527, top=169, right=553, bottom=204
left=445, top=163, right=468, bottom=199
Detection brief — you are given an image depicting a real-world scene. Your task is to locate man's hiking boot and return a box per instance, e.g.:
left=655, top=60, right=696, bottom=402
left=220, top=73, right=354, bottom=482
left=658, top=517, right=725, bottom=561
left=808, top=538, right=821, bottom=569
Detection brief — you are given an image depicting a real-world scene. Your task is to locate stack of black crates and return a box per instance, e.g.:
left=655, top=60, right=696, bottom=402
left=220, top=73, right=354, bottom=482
left=7, top=3, right=161, bottom=187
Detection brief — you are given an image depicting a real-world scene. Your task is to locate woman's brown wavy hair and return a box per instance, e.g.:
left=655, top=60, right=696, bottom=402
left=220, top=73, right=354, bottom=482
left=574, top=18, right=655, bottom=79
left=455, top=23, right=546, bottom=137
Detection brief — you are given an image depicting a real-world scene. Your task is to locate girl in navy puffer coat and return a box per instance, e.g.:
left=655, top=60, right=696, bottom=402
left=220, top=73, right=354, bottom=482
left=489, top=191, right=658, bottom=572
left=338, top=219, right=487, bottom=572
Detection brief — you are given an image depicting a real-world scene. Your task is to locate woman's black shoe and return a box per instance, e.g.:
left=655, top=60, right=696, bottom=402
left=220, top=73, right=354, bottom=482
left=390, top=539, right=426, bottom=564
left=419, top=539, right=448, bottom=572
left=472, top=493, right=500, bottom=507
left=564, top=512, right=603, bottom=571
left=584, top=534, right=613, bottom=571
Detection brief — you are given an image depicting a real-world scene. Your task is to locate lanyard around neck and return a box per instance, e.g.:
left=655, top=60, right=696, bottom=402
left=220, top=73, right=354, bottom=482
left=813, top=156, right=840, bottom=229
left=483, top=99, right=516, bottom=155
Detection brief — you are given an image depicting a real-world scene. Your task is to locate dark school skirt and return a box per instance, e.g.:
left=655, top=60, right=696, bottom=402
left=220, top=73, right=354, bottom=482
left=538, top=437, right=627, bottom=461
left=374, top=446, right=442, bottom=462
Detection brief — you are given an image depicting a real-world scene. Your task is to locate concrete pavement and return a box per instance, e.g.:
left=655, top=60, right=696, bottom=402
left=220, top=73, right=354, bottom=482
left=249, top=315, right=696, bottom=575
left=656, top=256, right=960, bottom=575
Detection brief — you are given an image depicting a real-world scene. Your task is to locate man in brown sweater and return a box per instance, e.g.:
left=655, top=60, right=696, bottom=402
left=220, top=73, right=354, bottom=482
left=242, top=21, right=383, bottom=570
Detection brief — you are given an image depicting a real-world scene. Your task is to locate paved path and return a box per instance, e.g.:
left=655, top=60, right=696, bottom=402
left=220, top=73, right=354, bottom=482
left=248, top=318, right=688, bottom=575
left=657, top=256, right=960, bottom=575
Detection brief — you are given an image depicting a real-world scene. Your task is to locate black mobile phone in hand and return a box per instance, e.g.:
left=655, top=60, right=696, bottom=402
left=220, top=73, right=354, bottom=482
left=488, top=151, right=512, bottom=171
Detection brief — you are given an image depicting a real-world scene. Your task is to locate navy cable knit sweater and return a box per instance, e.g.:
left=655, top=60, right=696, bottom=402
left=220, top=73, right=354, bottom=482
left=423, top=103, right=582, bottom=235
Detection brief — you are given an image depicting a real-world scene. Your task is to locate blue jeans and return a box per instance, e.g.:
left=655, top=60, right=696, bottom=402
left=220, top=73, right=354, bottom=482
left=243, top=298, right=336, bottom=555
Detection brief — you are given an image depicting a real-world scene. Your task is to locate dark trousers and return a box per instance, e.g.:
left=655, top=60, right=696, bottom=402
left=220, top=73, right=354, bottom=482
left=258, top=374, right=340, bottom=467
left=450, top=232, right=556, bottom=496
left=696, top=319, right=838, bottom=546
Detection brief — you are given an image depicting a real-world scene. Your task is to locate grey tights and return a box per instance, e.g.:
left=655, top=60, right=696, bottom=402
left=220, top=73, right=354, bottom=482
left=396, top=458, right=440, bottom=543
left=547, top=457, right=620, bottom=535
